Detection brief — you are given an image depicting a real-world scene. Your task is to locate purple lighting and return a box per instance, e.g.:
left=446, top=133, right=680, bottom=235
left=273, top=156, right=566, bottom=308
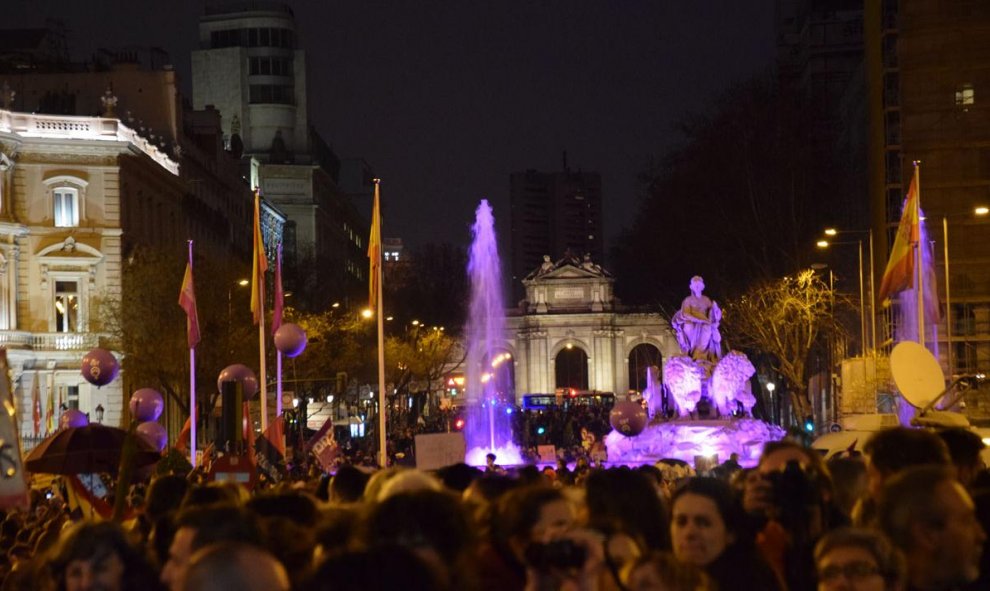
left=463, top=200, right=522, bottom=466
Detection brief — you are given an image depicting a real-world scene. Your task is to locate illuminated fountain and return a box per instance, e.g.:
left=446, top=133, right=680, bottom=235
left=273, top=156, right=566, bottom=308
left=463, top=200, right=523, bottom=466
left=605, top=276, right=784, bottom=467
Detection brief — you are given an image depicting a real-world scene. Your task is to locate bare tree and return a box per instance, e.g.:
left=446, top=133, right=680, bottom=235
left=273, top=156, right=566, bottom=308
left=723, top=270, right=848, bottom=420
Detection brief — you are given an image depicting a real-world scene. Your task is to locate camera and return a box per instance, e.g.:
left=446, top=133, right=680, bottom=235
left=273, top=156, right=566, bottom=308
left=524, top=539, right=587, bottom=570
left=764, top=460, right=822, bottom=536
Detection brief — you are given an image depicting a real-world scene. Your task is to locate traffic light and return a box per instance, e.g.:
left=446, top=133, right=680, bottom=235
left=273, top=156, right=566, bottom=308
left=454, top=418, right=465, bottom=430
left=804, top=416, right=815, bottom=433
left=536, top=426, right=546, bottom=435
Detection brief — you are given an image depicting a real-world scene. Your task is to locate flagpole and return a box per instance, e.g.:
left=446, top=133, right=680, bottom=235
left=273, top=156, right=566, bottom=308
left=276, top=351, right=282, bottom=417
left=187, top=240, right=197, bottom=468
left=259, top=296, right=268, bottom=432
left=373, top=179, right=387, bottom=468
left=914, top=162, right=925, bottom=348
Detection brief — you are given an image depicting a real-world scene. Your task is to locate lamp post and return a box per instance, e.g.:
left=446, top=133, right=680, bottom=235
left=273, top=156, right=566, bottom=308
left=940, top=205, right=988, bottom=379
left=766, top=382, right=776, bottom=424
left=818, top=229, right=876, bottom=353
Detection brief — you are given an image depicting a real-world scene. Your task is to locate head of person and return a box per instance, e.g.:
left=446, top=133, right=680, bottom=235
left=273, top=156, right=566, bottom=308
left=181, top=542, right=289, bottom=591
left=936, top=427, right=986, bottom=489
left=690, top=276, right=705, bottom=293
left=814, top=527, right=905, bottom=591
left=863, top=427, right=951, bottom=499
left=47, top=521, right=157, bottom=591
left=246, top=490, right=319, bottom=525
left=160, top=504, right=262, bottom=591
left=144, top=475, right=190, bottom=523
left=622, top=551, right=713, bottom=591
left=585, top=467, right=670, bottom=552
left=493, top=485, right=576, bottom=565
left=329, top=465, right=370, bottom=504
left=360, top=489, right=473, bottom=587
left=826, top=457, right=869, bottom=518
left=878, top=465, right=985, bottom=590
left=375, top=469, right=442, bottom=501
left=670, top=478, right=742, bottom=568
left=304, top=544, right=442, bottom=591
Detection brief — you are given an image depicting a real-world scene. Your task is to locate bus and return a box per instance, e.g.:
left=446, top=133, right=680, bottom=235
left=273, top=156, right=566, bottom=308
left=521, top=390, right=615, bottom=410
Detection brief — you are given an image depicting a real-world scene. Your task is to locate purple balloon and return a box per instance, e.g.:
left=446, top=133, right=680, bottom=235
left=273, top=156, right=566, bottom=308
left=274, top=323, right=307, bottom=358
left=81, top=348, right=120, bottom=387
left=217, top=364, right=259, bottom=399
left=609, top=400, right=649, bottom=437
left=59, top=409, right=89, bottom=429
left=136, top=421, right=168, bottom=452
left=129, top=388, right=164, bottom=422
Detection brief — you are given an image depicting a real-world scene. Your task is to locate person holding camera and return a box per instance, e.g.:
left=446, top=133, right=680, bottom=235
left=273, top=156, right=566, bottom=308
left=479, top=485, right=622, bottom=591
left=742, top=440, right=849, bottom=590
left=671, top=477, right=782, bottom=591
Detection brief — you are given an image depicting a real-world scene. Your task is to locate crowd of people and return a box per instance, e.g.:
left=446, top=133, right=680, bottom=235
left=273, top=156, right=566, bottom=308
left=0, top=424, right=987, bottom=591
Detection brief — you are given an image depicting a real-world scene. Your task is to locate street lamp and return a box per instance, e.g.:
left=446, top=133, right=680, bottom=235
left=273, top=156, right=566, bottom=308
left=817, top=238, right=868, bottom=355
left=817, top=227, right=876, bottom=352
left=939, top=206, right=989, bottom=378
left=361, top=308, right=373, bottom=319
left=766, top=382, right=776, bottom=424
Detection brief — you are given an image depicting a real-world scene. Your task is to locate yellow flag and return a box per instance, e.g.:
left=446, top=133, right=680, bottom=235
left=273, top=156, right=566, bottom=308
left=251, top=191, right=268, bottom=325
left=367, top=181, right=381, bottom=310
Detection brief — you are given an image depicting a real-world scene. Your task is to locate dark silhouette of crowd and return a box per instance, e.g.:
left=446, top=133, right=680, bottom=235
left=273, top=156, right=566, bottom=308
left=1, top=424, right=988, bottom=590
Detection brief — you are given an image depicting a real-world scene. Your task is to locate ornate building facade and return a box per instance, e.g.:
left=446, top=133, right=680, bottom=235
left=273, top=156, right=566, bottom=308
left=0, top=107, right=182, bottom=439
left=504, top=256, right=681, bottom=399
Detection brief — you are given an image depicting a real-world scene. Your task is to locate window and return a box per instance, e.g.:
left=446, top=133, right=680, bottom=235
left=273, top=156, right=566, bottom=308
left=956, top=83, right=975, bottom=107
left=53, top=188, right=79, bottom=227
left=249, top=84, right=294, bottom=105
left=54, top=281, right=79, bottom=333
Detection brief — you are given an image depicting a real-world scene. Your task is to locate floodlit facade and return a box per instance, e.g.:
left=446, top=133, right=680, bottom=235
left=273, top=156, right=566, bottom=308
left=504, top=256, right=681, bottom=399
left=0, top=108, right=181, bottom=440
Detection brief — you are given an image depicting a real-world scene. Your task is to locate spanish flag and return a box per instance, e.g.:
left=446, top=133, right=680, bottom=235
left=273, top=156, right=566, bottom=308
left=367, top=180, right=381, bottom=311
left=178, top=258, right=200, bottom=349
left=879, top=169, right=920, bottom=302
left=250, top=191, right=268, bottom=325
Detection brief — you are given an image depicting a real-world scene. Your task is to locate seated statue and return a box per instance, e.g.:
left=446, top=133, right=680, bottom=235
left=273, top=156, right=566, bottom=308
left=671, top=276, right=722, bottom=362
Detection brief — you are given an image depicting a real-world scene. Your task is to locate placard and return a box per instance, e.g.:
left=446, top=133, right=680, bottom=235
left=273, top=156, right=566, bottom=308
left=415, top=432, right=465, bottom=470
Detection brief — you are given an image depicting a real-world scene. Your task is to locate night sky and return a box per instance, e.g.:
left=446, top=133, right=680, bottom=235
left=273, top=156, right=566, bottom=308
left=8, top=1, right=774, bottom=254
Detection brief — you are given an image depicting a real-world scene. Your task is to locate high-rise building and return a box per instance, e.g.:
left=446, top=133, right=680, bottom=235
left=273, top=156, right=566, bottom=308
left=192, top=1, right=368, bottom=306
left=865, top=0, right=990, bottom=376
left=509, top=166, right=603, bottom=302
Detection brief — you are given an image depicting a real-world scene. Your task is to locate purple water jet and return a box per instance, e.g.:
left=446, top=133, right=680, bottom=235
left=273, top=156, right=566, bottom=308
left=464, top=200, right=522, bottom=466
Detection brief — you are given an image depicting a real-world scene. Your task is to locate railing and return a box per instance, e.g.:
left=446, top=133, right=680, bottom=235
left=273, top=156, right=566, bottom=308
left=0, top=331, right=104, bottom=351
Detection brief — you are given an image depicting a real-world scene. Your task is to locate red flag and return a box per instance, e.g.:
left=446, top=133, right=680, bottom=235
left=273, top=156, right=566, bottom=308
left=250, top=191, right=268, bottom=325
left=178, top=260, right=201, bottom=349
left=272, top=243, right=284, bottom=336
left=254, top=416, right=286, bottom=481
left=879, top=171, right=920, bottom=301
left=31, top=376, right=41, bottom=438
left=367, top=181, right=381, bottom=311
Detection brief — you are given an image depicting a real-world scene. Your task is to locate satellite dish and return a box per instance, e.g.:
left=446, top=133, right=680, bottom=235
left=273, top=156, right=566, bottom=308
left=890, top=341, right=946, bottom=409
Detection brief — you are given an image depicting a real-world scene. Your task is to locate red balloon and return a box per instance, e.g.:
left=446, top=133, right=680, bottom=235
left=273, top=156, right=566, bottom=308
left=59, top=409, right=89, bottom=429
left=217, top=364, right=259, bottom=399
left=136, top=421, right=168, bottom=452
left=81, top=348, right=120, bottom=387
left=609, top=400, right=648, bottom=437
left=274, top=323, right=307, bottom=358
left=130, top=388, right=164, bottom=422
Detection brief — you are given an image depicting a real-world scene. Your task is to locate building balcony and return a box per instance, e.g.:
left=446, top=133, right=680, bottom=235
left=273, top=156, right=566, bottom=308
left=0, top=331, right=104, bottom=351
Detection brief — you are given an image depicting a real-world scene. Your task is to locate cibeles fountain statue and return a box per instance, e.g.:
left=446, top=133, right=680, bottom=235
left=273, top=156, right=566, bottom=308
left=605, top=276, right=783, bottom=467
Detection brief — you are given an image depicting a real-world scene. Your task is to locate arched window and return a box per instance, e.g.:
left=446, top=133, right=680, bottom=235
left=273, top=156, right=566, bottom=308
left=44, top=175, right=87, bottom=227
left=628, top=343, right=662, bottom=393
left=53, top=187, right=79, bottom=227
left=555, top=345, right=588, bottom=391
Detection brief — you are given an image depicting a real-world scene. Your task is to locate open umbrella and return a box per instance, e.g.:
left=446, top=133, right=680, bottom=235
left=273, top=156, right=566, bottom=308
left=25, top=424, right=160, bottom=475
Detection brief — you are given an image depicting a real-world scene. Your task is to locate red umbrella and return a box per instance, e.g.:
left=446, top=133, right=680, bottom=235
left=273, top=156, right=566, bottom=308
left=25, top=424, right=160, bottom=475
